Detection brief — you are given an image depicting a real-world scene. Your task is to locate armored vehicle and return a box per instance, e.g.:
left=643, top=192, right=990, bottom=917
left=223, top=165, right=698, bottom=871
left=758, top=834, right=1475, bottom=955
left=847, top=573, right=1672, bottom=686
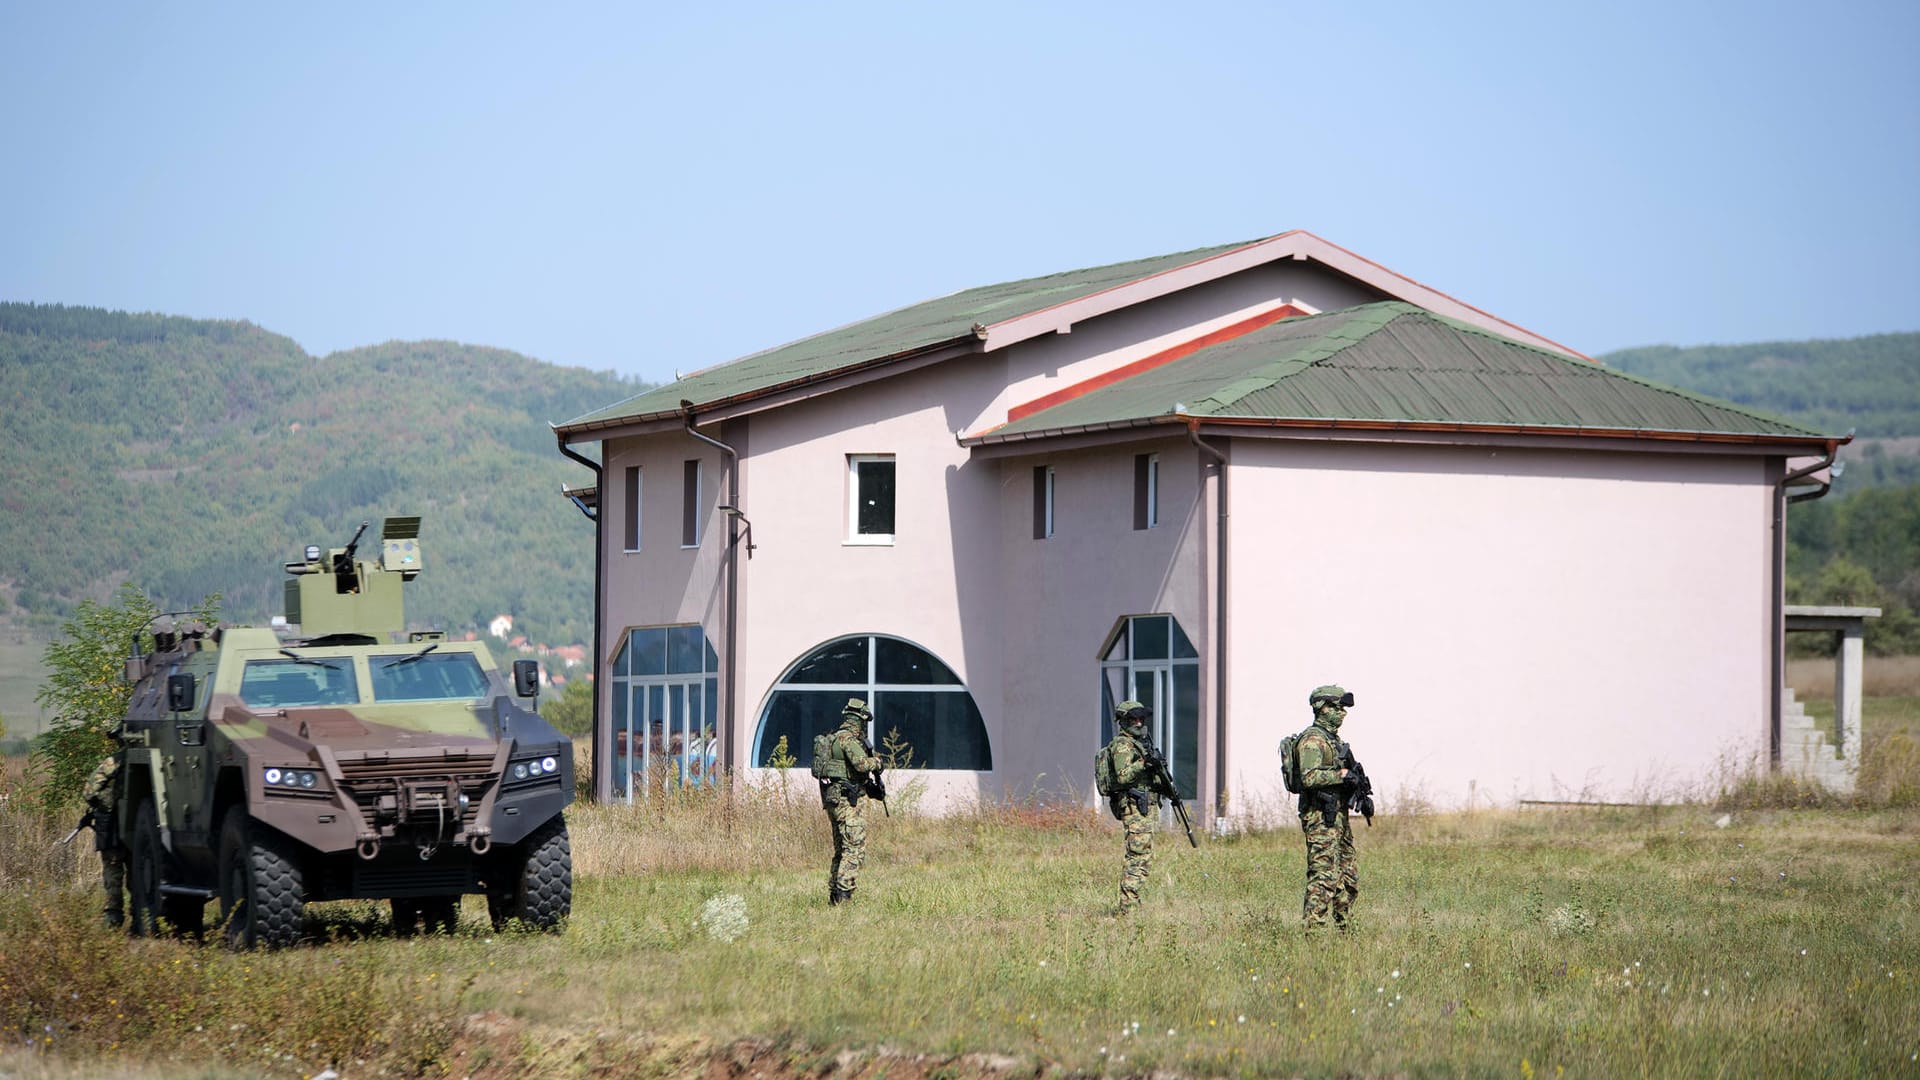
left=113, top=517, right=573, bottom=948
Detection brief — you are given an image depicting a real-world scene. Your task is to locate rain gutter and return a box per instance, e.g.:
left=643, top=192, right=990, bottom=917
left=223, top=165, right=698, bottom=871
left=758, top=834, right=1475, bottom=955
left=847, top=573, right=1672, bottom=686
left=553, top=428, right=608, bottom=803
left=1186, top=418, right=1230, bottom=829
left=682, top=404, right=743, bottom=799
left=1768, top=437, right=1846, bottom=766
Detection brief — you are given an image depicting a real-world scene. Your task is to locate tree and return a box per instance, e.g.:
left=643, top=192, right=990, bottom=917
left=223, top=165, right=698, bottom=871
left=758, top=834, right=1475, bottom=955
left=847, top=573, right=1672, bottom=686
left=538, top=677, right=594, bottom=738
left=26, top=584, right=218, bottom=811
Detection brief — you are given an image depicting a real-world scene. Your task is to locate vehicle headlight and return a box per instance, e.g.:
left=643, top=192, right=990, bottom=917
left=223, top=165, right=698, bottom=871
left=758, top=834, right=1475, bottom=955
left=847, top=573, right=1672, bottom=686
left=512, top=762, right=529, bottom=780
left=265, top=767, right=283, bottom=785
left=540, top=756, right=558, bottom=774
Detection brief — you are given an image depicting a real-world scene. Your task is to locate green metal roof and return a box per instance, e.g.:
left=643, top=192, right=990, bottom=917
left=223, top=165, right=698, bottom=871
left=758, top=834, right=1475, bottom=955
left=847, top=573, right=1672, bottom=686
left=559, top=238, right=1261, bottom=430
left=971, top=302, right=1832, bottom=443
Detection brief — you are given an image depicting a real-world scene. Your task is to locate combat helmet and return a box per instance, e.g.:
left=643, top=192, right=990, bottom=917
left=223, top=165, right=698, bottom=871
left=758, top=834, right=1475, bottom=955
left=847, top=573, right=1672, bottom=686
left=1114, top=699, right=1152, bottom=732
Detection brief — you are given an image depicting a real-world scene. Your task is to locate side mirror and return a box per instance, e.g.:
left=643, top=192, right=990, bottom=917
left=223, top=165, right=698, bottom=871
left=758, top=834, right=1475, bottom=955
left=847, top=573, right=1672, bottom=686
left=166, top=673, right=197, bottom=713
left=511, top=660, right=539, bottom=699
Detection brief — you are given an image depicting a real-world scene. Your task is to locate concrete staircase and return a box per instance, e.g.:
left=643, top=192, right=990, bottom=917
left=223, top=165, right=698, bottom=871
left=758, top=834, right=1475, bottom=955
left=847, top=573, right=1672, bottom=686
left=1781, top=687, right=1854, bottom=793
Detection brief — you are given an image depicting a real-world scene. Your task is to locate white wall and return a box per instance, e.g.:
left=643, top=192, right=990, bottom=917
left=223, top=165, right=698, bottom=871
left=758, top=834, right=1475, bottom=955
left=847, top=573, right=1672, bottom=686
left=1222, top=439, right=1773, bottom=817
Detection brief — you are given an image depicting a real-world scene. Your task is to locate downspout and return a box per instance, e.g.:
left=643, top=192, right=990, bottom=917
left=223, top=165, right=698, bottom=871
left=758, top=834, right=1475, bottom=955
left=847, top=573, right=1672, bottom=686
left=1770, top=439, right=1842, bottom=766
left=1187, top=419, right=1229, bottom=829
left=554, top=430, right=607, bottom=803
left=682, top=406, right=742, bottom=800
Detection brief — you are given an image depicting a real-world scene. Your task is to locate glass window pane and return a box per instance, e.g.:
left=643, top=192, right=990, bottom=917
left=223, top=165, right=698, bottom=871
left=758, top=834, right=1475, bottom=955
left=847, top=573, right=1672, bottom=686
left=1171, top=618, right=1197, bottom=659
left=856, top=459, right=895, bottom=535
left=873, top=691, right=991, bottom=770
left=1102, top=623, right=1128, bottom=662
left=875, top=637, right=957, bottom=684
left=369, top=652, right=489, bottom=701
left=1099, top=676, right=1119, bottom=745
left=1173, top=668, right=1199, bottom=801
left=668, top=625, right=704, bottom=675
left=704, top=639, right=719, bottom=673
left=629, top=627, right=667, bottom=677
left=610, top=636, right=629, bottom=678
left=1132, top=616, right=1169, bottom=660
left=754, top=690, right=849, bottom=766
left=785, top=637, right=868, bottom=683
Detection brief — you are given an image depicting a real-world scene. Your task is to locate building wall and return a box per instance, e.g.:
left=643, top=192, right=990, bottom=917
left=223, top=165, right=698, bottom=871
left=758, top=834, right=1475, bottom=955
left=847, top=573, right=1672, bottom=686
left=599, top=430, right=731, bottom=646
left=1221, top=439, right=1773, bottom=819
left=991, top=436, right=1214, bottom=803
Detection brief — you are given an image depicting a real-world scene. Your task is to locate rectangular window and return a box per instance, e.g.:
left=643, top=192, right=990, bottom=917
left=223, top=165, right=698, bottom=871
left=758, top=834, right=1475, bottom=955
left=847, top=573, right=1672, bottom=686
left=1133, top=453, right=1158, bottom=530
left=1032, top=465, right=1054, bottom=539
left=623, top=466, right=642, bottom=552
left=848, top=455, right=896, bottom=543
left=682, top=459, right=701, bottom=548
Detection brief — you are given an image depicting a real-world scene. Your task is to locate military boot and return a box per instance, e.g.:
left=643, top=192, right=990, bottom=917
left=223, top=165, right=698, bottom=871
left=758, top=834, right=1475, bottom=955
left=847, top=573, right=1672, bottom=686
left=829, top=885, right=852, bottom=906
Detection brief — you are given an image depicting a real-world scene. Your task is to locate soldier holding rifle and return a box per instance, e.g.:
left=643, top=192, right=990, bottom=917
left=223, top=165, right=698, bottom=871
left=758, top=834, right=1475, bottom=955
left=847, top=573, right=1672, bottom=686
left=1094, top=699, right=1196, bottom=915
left=1293, top=684, right=1373, bottom=931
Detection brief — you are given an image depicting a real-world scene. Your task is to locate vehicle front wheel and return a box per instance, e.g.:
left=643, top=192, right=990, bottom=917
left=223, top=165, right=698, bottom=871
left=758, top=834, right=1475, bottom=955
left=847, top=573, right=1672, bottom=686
left=217, top=811, right=306, bottom=949
left=486, top=816, right=571, bottom=932
left=128, top=801, right=164, bottom=938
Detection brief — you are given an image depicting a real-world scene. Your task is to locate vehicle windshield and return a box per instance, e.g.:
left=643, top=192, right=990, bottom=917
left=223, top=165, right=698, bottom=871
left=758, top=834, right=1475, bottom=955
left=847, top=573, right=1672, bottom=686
left=239, top=658, right=359, bottom=708
left=369, top=652, right=490, bottom=702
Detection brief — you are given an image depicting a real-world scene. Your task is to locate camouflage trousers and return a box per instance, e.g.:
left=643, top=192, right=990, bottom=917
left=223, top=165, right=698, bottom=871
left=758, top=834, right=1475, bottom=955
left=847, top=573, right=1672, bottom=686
left=100, top=846, right=126, bottom=926
left=1300, top=806, right=1357, bottom=929
left=1118, top=799, right=1154, bottom=913
left=825, top=795, right=867, bottom=895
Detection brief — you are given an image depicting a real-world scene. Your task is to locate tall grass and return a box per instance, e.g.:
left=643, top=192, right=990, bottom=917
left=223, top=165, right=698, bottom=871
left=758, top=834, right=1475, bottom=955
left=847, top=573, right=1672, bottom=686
left=3, top=707, right=1918, bottom=1078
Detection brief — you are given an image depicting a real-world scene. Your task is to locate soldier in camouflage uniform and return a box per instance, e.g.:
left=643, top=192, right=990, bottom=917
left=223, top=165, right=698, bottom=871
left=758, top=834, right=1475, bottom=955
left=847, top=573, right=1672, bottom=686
left=816, top=698, right=884, bottom=905
left=1295, top=685, right=1360, bottom=930
left=80, top=732, right=128, bottom=928
left=1100, top=701, right=1158, bottom=915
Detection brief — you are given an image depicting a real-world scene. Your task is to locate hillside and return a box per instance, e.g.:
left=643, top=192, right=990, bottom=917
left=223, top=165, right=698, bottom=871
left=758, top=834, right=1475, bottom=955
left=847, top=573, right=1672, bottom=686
left=1602, top=331, right=1920, bottom=489
left=0, top=303, right=645, bottom=649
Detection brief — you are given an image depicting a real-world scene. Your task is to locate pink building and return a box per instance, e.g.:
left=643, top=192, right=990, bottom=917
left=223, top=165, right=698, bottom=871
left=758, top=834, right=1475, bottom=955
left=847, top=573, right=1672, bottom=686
left=554, top=231, right=1843, bottom=821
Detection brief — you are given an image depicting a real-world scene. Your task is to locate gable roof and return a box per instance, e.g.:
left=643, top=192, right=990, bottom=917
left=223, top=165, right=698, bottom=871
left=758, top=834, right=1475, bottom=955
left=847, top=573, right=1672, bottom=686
left=555, top=230, right=1583, bottom=436
left=964, top=302, right=1834, bottom=447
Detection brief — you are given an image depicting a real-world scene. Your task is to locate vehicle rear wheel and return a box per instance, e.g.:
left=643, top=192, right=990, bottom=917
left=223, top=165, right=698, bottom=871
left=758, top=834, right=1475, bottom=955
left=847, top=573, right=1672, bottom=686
left=217, top=811, right=305, bottom=949
left=486, top=816, right=571, bottom=932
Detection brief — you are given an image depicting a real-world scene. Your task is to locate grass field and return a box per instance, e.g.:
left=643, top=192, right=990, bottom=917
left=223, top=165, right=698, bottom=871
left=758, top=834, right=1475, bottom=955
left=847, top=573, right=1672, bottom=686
left=1, top=692, right=1917, bottom=1078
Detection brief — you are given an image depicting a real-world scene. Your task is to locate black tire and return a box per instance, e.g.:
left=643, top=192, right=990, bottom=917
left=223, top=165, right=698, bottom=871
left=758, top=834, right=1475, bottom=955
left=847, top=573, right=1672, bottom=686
left=486, top=816, right=571, bottom=932
left=217, top=811, right=306, bottom=949
left=391, top=894, right=461, bottom=936
left=128, top=801, right=164, bottom=938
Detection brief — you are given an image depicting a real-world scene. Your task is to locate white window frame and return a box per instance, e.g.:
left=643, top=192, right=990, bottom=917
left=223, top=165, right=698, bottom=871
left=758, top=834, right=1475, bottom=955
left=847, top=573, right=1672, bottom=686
left=1040, top=465, right=1055, bottom=539
left=681, top=459, right=701, bottom=549
left=623, top=465, right=642, bottom=553
left=846, top=454, right=896, bottom=546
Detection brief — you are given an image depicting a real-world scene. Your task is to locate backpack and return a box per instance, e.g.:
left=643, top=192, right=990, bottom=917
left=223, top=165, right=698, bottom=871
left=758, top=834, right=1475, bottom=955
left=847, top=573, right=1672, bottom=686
left=1278, top=727, right=1315, bottom=794
left=810, top=732, right=836, bottom=780
left=1093, top=741, right=1121, bottom=796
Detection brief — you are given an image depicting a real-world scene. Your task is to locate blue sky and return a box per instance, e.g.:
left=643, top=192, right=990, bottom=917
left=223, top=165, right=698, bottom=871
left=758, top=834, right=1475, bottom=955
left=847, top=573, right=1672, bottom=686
left=2, top=2, right=1915, bottom=383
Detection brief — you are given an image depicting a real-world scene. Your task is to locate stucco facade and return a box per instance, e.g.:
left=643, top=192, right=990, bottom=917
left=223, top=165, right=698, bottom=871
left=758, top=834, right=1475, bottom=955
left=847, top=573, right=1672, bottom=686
left=558, top=231, right=1838, bottom=819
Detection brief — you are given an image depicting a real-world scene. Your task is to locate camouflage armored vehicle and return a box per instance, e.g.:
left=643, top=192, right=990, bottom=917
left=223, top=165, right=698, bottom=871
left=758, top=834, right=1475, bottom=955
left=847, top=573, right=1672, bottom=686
left=113, top=517, right=574, bottom=948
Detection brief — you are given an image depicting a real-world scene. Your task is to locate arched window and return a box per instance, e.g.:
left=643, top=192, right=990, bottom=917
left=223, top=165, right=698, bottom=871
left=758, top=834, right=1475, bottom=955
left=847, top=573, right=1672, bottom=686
left=1098, top=614, right=1199, bottom=800
left=753, top=635, right=992, bottom=770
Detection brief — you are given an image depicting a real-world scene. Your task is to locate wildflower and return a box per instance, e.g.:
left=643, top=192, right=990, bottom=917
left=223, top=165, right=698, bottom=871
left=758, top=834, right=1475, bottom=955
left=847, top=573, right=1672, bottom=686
left=1237, top=1015, right=1246, bottom=1024
left=1167, top=1029, right=1176, bottom=1036
left=1038, top=960, right=1047, bottom=967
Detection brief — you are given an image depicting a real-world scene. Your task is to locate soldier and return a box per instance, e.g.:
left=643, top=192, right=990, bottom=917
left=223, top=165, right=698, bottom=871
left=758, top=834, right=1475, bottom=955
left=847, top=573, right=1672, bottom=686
left=1097, top=700, right=1158, bottom=915
left=815, top=698, right=884, bottom=905
left=80, top=730, right=128, bottom=929
left=1294, top=684, right=1363, bottom=930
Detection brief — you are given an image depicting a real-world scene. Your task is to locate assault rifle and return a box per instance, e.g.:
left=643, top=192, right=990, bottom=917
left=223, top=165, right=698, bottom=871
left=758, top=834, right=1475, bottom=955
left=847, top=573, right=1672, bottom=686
left=60, top=809, right=97, bottom=846
left=862, top=769, right=890, bottom=817
left=1340, top=747, right=1375, bottom=826
left=1142, top=745, right=1198, bottom=848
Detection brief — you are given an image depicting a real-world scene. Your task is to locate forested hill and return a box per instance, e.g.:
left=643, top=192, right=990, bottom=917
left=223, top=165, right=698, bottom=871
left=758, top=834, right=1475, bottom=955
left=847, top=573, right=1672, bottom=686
left=1601, top=331, right=1920, bottom=489
left=0, top=303, right=647, bottom=648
